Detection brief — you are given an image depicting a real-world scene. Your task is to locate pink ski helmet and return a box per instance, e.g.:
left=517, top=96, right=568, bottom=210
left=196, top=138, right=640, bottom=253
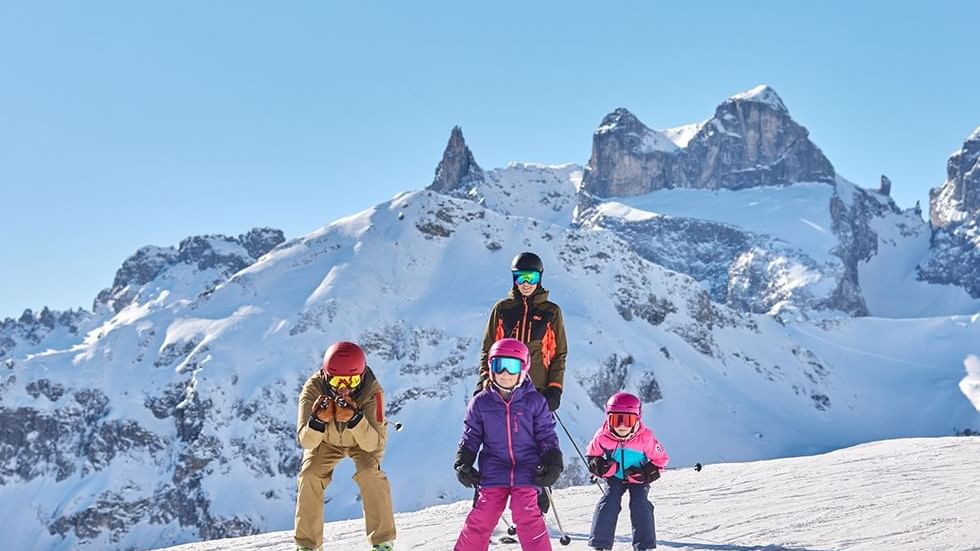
left=605, top=392, right=641, bottom=416
left=487, top=338, right=531, bottom=377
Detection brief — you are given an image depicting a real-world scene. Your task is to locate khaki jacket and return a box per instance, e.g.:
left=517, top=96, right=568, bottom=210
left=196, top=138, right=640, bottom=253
left=296, top=366, right=387, bottom=453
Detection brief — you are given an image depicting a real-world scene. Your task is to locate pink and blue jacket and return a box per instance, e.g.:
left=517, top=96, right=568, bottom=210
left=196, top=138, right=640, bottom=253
left=586, top=420, right=669, bottom=480
left=459, top=378, right=560, bottom=487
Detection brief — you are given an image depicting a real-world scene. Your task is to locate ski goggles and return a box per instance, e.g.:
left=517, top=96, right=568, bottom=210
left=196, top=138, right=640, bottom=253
left=328, top=374, right=362, bottom=389
left=489, top=356, right=524, bottom=375
left=608, top=412, right=639, bottom=428
left=512, top=270, right=541, bottom=286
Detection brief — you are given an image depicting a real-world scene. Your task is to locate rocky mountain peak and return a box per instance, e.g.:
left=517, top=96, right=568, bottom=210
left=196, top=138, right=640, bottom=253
left=428, top=126, right=485, bottom=194
left=94, top=227, right=285, bottom=313
left=596, top=108, right=647, bottom=135
left=694, top=85, right=835, bottom=188
left=726, top=84, right=788, bottom=113
left=582, top=85, right=835, bottom=197
left=929, top=126, right=980, bottom=229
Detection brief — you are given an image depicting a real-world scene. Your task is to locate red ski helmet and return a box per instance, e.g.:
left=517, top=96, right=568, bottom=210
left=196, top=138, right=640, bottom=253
left=321, top=341, right=366, bottom=377
left=605, top=392, right=641, bottom=416
left=487, top=338, right=531, bottom=375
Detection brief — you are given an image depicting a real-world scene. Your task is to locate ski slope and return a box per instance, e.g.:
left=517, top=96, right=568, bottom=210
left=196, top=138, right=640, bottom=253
left=154, top=436, right=980, bottom=551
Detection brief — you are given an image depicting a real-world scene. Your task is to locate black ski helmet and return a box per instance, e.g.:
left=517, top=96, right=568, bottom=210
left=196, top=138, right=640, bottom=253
left=511, top=252, right=544, bottom=273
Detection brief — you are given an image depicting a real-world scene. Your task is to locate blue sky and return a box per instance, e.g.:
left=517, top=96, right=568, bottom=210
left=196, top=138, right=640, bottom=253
left=1, top=1, right=978, bottom=317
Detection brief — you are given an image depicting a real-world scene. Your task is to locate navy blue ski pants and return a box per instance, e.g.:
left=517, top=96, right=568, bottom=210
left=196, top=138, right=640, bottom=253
left=588, top=477, right=656, bottom=550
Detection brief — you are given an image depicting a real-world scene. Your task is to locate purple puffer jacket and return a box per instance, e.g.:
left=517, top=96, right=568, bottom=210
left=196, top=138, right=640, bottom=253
left=459, top=379, right=560, bottom=487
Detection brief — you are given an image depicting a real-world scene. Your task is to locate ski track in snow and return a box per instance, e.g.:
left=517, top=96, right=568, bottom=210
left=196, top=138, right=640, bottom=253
left=154, top=437, right=980, bottom=551
left=788, top=324, right=963, bottom=374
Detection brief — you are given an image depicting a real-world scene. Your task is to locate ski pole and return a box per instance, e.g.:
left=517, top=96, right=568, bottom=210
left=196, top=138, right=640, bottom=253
left=553, top=411, right=589, bottom=468
left=500, top=515, right=517, bottom=536
left=553, top=411, right=606, bottom=494
left=663, top=463, right=703, bottom=472
left=543, top=487, right=571, bottom=546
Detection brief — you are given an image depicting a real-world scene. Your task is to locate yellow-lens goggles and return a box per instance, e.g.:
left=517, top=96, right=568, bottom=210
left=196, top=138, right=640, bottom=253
left=329, top=374, right=361, bottom=389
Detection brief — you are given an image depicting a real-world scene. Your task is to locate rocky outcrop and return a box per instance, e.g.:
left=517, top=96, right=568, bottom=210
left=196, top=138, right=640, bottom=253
left=0, top=388, right=163, bottom=485
left=94, top=227, right=285, bottom=312
left=582, top=108, right=683, bottom=197
left=920, top=128, right=980, bottom=298
left=428, top=126, right=485, bottom=194
left=879, top=175, right=892, bottom=196
left=919, top=226, right=980, bottom=297
left=0, top=307, right=91, bottom=359
left=582, top=85, right=836, bottom=197
left=574, top=191, right=846, bottom=317
left=929, top=127, right=980, bottom=229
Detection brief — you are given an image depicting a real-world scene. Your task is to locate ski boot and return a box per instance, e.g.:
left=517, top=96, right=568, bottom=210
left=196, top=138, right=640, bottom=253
left=370, top=542, right=394, bottom=551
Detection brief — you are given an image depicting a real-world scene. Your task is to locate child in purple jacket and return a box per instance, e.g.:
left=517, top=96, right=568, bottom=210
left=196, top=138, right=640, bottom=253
left=454, top=338, right=564, bottom=551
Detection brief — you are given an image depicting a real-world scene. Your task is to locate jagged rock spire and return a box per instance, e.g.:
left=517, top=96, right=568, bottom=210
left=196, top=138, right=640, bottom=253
left=879, top=175, right=892, bottom=196
left=429, top=126, right=485, bottom=193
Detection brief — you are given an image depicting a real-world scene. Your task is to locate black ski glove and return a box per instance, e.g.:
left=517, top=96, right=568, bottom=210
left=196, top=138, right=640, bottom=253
left=623, top=466, right=645, bottom=484
left=624, top=463, right=661, bottom=484
left=534, top=447, right=563, bottom=487
left=643, top=462, right=661, bottom=483
left=454, top=447, right=481, bottom=488
left=456, top=464, right=481, bottom=488
left=542, top=387, right=562, bottom=411
left=587, top=455, right=613, bottom=478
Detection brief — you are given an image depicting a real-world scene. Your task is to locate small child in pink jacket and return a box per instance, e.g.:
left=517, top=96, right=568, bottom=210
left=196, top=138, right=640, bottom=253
left=585, top=392, right=668, bottom=551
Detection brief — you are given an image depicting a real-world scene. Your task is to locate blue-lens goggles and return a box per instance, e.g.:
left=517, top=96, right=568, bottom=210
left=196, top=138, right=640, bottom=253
left=513, top=270, right=541, bottom=285
left=490, top=356, right=524, bottom=375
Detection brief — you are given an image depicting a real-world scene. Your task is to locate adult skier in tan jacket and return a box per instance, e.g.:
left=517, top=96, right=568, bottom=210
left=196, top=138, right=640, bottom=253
left=294, top=341, right=395, bottom=551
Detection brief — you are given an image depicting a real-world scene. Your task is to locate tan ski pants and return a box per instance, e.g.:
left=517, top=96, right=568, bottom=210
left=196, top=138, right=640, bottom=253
left=294, top=442, right=396, bottom=548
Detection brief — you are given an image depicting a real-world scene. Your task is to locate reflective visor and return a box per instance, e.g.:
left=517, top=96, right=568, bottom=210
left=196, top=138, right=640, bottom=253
left=512, top=270, right=541, bottom=286
left=608, top=412, right=638, bottom=428
left=329, top=374, right=362, bottom=389
left=490, top=356, right=524, bottom=375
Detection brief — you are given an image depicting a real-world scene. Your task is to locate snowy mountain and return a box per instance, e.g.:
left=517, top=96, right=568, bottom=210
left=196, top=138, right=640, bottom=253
left=1, top=86, right=979, bottom=551
left=575, top=90, right=980, bottom=319
left=151, top=437, right=980, bottom=551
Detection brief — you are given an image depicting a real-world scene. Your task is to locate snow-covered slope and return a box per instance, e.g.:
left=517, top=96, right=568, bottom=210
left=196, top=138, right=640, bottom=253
left=576, top=182, right=845, bottom=317
left=473, top=163, right=582, bottom=225
left=152, top=436, right=980, bottom=551
left=576, top=176, right=980, bottom=318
